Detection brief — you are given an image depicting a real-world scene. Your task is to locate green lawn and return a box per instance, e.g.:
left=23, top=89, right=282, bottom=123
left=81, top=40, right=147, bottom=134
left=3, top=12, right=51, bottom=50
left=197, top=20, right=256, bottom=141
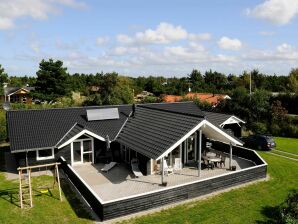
left=1, top=138, right=298, bottom=224
left=120, top=151, right=298, bottom=223
left=0, top=146, right=93, bottom=224
left=274, top=137, right=298, bottom=155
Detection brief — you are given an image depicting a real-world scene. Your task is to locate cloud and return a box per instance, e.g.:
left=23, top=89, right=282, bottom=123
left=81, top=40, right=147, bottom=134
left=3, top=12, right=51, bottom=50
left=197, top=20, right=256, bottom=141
left=217, top=36, right=242, bottom=50
left=117, top=34, right=133, bottom=44
left=276, top=43, right=294, bottom=53
left=117, top=23, right=213, bottom=46
left=258, top=31, right=275, bottom=36
left=96, top=36, right=109, bottom=45
left=135, top=22, right=188, bottom=44
left=188, top=33, right=211, bottom=41
left=0, top=0, right=86, bottom=30
left=117, top=22, right=188, bottom=45
left=246, top=0, right=298, bottom=25
left=242, top=43, right=298, bottom=62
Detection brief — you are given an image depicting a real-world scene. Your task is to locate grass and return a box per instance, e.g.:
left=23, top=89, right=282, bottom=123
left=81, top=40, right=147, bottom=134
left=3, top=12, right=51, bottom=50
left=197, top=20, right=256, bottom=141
left=0, top=146, right=93, bottom=224
left=274, top=137, right=298, bottom=155
left=270, top=149, right=298, bottom=160
left=1, top=138, right=298, bottom=224
left=119, top=142, right=298, bottom=223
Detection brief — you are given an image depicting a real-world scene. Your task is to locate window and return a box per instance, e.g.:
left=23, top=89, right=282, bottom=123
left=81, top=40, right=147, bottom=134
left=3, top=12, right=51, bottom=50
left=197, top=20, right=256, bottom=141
left=37, top=148, right=55, bottom=161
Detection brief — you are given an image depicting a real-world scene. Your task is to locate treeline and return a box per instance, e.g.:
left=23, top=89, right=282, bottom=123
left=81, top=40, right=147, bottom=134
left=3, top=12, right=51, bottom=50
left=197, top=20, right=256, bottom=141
left=0, top=59, right=297, bottom=138
left=1, top=60, right=296, bottom=99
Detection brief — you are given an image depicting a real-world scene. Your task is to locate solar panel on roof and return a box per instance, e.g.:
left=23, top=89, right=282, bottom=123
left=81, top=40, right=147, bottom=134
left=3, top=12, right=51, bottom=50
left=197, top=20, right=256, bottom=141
left=87, top=108, right=119, bottom=121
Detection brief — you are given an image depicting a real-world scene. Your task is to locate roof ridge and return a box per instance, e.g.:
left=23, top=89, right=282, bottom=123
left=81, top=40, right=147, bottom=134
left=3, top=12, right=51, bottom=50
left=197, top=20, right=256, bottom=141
left=137, top=101, right=193, bottom=106
left=138, top=104, right=205, bottom=118
left=7, top=104, right=132, bottom=112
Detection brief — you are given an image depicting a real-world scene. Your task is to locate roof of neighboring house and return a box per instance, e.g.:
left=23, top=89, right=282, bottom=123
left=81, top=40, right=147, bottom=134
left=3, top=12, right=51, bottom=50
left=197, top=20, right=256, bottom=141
left=204, top=111, right=234, bottom=126
left=5, top=87, right=35, bottom=96
left=7, top=102, right=243, bottom=158
left=161, top=94, right=183, bottom=103
left=161, top=93, right=231, bottom=106
left=7, top=105, right=132, bottom=152
left=139, top=101, right=205, bottom=117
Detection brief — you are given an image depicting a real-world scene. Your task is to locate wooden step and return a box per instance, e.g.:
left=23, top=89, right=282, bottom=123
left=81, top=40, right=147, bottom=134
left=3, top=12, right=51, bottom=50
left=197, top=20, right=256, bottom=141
left=22, top=193, right=30, bottom=196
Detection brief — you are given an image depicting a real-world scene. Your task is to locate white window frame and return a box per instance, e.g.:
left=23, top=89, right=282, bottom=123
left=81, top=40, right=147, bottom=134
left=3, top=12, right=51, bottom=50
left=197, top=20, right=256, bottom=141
left=71, top=136, right=94, bottom=166
left=36, top=148, right=55, bottom=161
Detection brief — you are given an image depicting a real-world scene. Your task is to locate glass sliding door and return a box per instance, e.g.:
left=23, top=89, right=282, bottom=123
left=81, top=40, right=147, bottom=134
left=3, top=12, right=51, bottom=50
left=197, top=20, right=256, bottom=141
left=72, top=138, right=93, bottom=165
left=73, top=142, right=82, bottom=164
left=187, top=134, right=195, bottom=163
left=82, top=140, right=92, bottom=163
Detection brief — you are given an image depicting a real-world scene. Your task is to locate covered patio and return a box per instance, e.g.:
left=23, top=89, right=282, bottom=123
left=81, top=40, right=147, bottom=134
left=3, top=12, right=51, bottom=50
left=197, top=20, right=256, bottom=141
left=72, top=154, right=255, bottom=202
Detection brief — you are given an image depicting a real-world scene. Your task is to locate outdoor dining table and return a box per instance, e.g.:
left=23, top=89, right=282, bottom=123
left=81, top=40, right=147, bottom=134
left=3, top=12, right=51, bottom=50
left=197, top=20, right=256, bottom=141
left=202, top=155, right=221, bottom=169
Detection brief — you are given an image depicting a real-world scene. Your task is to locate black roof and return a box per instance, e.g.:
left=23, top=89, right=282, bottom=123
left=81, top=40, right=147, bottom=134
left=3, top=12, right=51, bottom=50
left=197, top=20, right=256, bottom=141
left=204, top=111, right=233, bottom=126
left=117, top=105, right=203, bottom=159
left=7, top=101, right=242, bottom=158
left=139, top=101, right=205, bottom=117
left=6, top=87, right=35, bottom=95
left=7, top=105, right=131, bottom=152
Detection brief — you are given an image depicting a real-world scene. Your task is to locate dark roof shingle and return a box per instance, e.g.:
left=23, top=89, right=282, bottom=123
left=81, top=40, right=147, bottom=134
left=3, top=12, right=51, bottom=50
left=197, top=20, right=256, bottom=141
left=7, top=105, right=131, bottom=152
left=117, top=105, right=203, bottom=159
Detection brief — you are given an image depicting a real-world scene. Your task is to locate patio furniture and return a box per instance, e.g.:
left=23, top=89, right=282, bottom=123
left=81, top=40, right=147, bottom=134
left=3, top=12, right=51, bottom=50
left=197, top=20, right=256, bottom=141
left=101, top=162, right=117, bottom=172
left=202, top=155, right=221, bottom=170
left=131, top=158, right=143, bottom=178
left=219, top=155, right=226, bottom=168
left=163, top=160, right=174, bottom=175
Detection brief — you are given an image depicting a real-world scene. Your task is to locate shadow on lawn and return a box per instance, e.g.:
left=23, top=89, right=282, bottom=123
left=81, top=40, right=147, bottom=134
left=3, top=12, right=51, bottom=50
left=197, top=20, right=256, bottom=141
left=0, top=187, right=20, bottom=207
left=60, top=177, right=96, bottom=221
left=256, top=205, right=280, bottom=224
left=0, top=146, right=10, bottom=173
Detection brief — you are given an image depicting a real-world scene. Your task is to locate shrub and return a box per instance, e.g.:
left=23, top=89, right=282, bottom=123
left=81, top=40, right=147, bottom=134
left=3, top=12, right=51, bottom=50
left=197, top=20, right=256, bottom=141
left=0, top=109, right=6, bottom=142
left=251, top=122, right=268, bottom=134
left=278, top=190, right=298, bottom=224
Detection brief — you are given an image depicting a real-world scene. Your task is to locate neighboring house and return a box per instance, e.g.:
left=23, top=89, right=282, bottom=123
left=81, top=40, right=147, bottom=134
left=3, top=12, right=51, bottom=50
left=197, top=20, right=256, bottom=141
left=2, top=87, right=35, bottom=104
left=204, top=111, right=245, bottom=137
left=6, top=102, right=266, bottom=220
left=134, top=91, right=154, bottom=102
left=161, top=92, right=231, bottom=106
left=89, top=85, right=101, bottom=93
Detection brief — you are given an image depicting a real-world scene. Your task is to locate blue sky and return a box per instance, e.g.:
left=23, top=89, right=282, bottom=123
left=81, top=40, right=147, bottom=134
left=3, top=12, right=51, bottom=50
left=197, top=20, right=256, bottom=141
left=0, top=0, right=297, bottom=77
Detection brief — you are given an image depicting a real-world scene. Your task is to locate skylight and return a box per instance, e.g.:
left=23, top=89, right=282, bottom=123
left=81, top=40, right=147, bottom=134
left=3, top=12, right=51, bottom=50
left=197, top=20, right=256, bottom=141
left=86, top=108, right=119, bottom=121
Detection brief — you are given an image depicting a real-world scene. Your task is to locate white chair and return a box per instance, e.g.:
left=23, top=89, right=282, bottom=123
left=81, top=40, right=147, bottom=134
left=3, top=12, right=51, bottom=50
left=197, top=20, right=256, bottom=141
left=163, top=159, right=174, bottom=175
left=101, top=162, right=117, bottom=172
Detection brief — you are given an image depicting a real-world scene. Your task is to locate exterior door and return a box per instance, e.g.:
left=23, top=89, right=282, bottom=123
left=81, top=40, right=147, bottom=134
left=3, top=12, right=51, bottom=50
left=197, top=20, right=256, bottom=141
left=187, top=134, right=195, bottom=163
left=73, top=142, right=82, bottom=164
left=82, top=140, right=92, bottom=163
left=71, top=138, right=94, bottom=165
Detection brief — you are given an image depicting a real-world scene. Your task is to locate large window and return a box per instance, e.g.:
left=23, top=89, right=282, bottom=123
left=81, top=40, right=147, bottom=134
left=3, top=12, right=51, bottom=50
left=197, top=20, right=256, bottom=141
left=37, top=148, right=55, bottom=161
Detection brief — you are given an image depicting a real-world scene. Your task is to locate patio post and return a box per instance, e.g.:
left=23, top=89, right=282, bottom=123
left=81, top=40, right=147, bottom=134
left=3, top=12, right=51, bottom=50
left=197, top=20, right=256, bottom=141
left=161, top=157, right=164, bottom=184
left=198, top=129, right=202, bottom=177
left=229, top=142, right=233, bottom=169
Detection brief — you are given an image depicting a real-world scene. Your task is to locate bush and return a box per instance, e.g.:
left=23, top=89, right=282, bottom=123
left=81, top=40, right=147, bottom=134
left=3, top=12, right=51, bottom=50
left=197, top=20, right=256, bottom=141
left=271, top=116, right=298, bottom=138
left=251, top=122, right=268, bottom=134
left=0, top=109, right=6, bottom=142
left=278, top=190, right=298, bottom=224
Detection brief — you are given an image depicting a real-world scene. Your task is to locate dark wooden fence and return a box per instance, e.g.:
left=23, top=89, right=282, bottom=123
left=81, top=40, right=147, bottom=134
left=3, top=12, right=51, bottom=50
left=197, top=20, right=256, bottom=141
left=59, top=144, right=267, bottom=221
left=209, top=140, right=266, bottom=165
left=59, top=157, right=104, bottom=220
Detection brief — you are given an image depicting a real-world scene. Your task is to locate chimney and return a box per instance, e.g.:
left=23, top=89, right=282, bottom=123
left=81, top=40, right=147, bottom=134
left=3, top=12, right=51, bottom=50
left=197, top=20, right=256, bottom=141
left=132, top=104, right=136, bottom=117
